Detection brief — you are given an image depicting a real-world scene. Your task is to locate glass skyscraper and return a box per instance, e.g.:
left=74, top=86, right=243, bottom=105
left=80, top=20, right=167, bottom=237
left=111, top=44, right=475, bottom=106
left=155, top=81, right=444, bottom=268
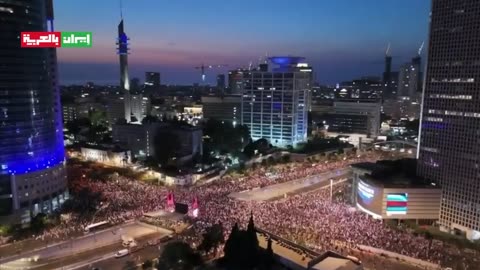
left=0, top=0, right=68, bottom=223
left=417, top=0, right=480, bottom=240
left=241, top=57, right=311, bottom=147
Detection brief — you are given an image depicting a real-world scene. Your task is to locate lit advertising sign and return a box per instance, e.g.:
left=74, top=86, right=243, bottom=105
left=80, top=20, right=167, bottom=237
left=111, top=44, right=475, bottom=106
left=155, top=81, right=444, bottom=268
left=386, top=193, right=408, bottom=216
left=357, top=180, right=375, bottom=204
left=356, top=178, right=383, bottom=218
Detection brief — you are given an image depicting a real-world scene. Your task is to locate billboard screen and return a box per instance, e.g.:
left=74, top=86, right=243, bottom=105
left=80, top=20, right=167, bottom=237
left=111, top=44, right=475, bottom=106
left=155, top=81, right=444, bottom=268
left=386, top=193, right=408, bottom=216
left=175, top=203, right=188, bottom=214
left=356, top=179, right=383, bottom=217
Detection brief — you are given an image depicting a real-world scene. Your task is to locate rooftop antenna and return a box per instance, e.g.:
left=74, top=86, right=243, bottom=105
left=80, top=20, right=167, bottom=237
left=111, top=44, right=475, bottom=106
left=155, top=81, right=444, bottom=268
left=385, top=43, right=391, bottom=57
left=418, top=41, right=425, bottom=56
left=120, top=0, right=123, bottom=20
left=264, top=52, right=268, bottom=64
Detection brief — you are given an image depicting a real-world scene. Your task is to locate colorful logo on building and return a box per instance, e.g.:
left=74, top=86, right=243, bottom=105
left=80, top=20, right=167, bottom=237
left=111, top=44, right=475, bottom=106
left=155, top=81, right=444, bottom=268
left=386, top=193, right=408, bottom=215
left=21, top=32, right=92, bottom=48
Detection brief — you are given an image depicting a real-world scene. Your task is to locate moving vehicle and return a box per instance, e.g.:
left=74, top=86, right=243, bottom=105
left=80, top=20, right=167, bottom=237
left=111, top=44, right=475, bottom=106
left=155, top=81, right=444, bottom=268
left=114, top=249, right=129, bottom=258
left=121, top=235, right=135, bottom=247
left=84, top=221, right=110, bottom=233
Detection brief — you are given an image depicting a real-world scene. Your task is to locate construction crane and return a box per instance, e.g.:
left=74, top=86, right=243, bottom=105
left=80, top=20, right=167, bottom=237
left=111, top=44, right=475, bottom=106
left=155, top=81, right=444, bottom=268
left=194, top=63, right=228, bottom=82
left=418, top=41, right=425, bottom=56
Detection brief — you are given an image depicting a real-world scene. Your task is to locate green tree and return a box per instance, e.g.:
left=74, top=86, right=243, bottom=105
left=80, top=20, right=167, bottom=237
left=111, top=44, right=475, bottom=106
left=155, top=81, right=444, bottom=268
left=157, top=241, right=203, bottom=270
left=65, top=117, right=91, bottom=141
left=153, top=131, right=181, bottom=166
left=267, top=156, right=275, bottom=165
left=198, top=223, right=225, bottom=256
left=123, top=260, right=137, bottom=270
left=30, top=213, right=47, bottom=234
left=203, top=119, right=250, bottom=157
left=142, top=259, right=153, bottom=270
left=89, top=109, right=106, bottom=126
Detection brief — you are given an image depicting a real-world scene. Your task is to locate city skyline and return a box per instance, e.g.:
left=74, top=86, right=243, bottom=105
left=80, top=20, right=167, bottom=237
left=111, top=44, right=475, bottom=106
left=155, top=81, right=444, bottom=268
left=55, top=0, right=430, bottom=85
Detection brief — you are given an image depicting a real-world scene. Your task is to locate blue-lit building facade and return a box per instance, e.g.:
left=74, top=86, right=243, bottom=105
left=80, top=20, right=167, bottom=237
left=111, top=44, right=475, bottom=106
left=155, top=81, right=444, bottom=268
left=241, top=57, right=311, bottom=147
left=0, top=0, right=68, bottom=224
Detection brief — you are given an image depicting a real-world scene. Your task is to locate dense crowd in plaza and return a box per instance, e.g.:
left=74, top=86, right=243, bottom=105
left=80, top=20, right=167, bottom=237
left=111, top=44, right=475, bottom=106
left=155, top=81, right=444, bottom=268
left=29, top=151, right=478, bottom=269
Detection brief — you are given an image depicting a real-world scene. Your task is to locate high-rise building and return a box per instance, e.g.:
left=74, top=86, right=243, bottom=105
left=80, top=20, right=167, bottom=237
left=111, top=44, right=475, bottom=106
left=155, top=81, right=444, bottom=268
left=241, top=57, right=311, bottom=147
left=336, top=78, right=383, bottom=100
left=216, top=74, right=226, bottom=89
left=117, top=20, right=130, bottom=92
left=145, top=72, right=160, bottom=88
left=130, top=77, right=140, bottom=92
left=0, top=0, right=68, bottom=224
left=106, top=96, right=126, bottom=125
left=228, top=69, right=247, bottom=94
left=201, top=95, right=241, bottom=125
left=398, top=56, right=422, bottom=101
left=417, top=0, right=480, bottom=241
left=326, top=98, right=381, bottom=146
left=382, top=48, right=400, bottom=100
left=62, top=103, right=78, bottom=124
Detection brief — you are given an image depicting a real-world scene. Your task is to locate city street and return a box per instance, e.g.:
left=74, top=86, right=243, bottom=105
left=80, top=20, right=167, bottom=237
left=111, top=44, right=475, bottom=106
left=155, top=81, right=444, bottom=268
left=0, top=222, right=170, bottom=270
left=73, top=245, right=162, bottom=270
left=229, top=168, right=351, bottom=201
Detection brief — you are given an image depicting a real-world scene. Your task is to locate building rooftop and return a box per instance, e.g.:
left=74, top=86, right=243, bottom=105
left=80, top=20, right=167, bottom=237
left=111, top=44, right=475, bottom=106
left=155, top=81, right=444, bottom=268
left=80, top=143, right=128, bottom=153
left=333, top=98, right=381, bottom=103
left=351, top=158, right=437, bottom=188
left=269, top=56, right=305, bottom=66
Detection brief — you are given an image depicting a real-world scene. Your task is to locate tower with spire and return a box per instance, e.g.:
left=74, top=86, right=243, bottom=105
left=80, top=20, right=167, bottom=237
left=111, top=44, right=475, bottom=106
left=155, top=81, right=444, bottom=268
left=116, top=1, right=149, bottom=124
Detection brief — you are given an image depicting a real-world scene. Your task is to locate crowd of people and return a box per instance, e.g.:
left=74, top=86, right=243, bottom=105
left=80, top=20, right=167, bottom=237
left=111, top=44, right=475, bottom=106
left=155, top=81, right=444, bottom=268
left=29, top=150, right=478, bottom=269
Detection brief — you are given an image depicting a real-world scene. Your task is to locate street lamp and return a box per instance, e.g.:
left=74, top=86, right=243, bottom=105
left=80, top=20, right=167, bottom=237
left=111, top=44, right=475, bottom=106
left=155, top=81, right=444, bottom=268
left=330, top=179, right=334, bottom=201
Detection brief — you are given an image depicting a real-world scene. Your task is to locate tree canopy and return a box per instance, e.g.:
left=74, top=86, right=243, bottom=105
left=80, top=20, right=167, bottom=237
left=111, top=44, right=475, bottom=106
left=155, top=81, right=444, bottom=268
left=203, top=119, right=250, bottom=157
left=153, top=130, right=181, bottom=166
left=198, top=223, right=225, bottom=256
left=157, top=241, right=203, bottom=270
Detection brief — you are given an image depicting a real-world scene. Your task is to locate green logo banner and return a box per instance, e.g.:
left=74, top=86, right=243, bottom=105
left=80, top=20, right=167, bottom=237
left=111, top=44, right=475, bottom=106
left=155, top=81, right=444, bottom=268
left=61, top=32, right=92, bottom=48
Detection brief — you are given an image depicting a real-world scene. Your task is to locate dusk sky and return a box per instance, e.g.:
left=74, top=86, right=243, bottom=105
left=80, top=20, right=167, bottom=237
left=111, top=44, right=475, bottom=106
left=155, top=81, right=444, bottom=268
left=55, top=0, right=430, bottom=86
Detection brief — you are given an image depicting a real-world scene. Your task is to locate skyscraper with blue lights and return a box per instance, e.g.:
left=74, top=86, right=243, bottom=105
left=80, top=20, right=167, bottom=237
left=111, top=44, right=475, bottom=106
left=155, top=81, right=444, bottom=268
left=241, top=57, right=311, bottom=147
left=0, top=0, right=68, bottom=223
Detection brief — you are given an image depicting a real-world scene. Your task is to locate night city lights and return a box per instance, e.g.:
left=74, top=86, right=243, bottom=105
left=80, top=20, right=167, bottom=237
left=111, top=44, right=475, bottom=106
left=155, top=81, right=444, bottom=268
left=0, top=1, right=479, bottom=270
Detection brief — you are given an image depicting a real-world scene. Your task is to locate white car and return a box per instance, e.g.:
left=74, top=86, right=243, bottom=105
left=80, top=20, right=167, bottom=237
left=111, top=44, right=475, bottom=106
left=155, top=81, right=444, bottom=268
left=114, top=249, right=129, bottom=258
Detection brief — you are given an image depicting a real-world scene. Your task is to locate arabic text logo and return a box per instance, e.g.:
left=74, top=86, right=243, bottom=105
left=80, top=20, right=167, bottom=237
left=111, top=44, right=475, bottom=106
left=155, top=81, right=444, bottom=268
left=20, top=32, right=92, bottom=48
left=21, top=32, right=61, bottom=48
left=61, top=32, right=92, bottom=48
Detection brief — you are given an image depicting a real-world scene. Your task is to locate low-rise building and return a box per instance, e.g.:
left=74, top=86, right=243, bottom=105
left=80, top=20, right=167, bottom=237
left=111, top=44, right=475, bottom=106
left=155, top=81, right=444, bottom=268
left=351, top=159, right=441, bottom=221
left=112, top=122, right=202, bottom=165
left=81, top=145, right=131, bottom=166
left=201, top=95, right=241, bottom=125
left=326, top=99, right=381, bottom=146
left=62, top=103, right=78, bottom=123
